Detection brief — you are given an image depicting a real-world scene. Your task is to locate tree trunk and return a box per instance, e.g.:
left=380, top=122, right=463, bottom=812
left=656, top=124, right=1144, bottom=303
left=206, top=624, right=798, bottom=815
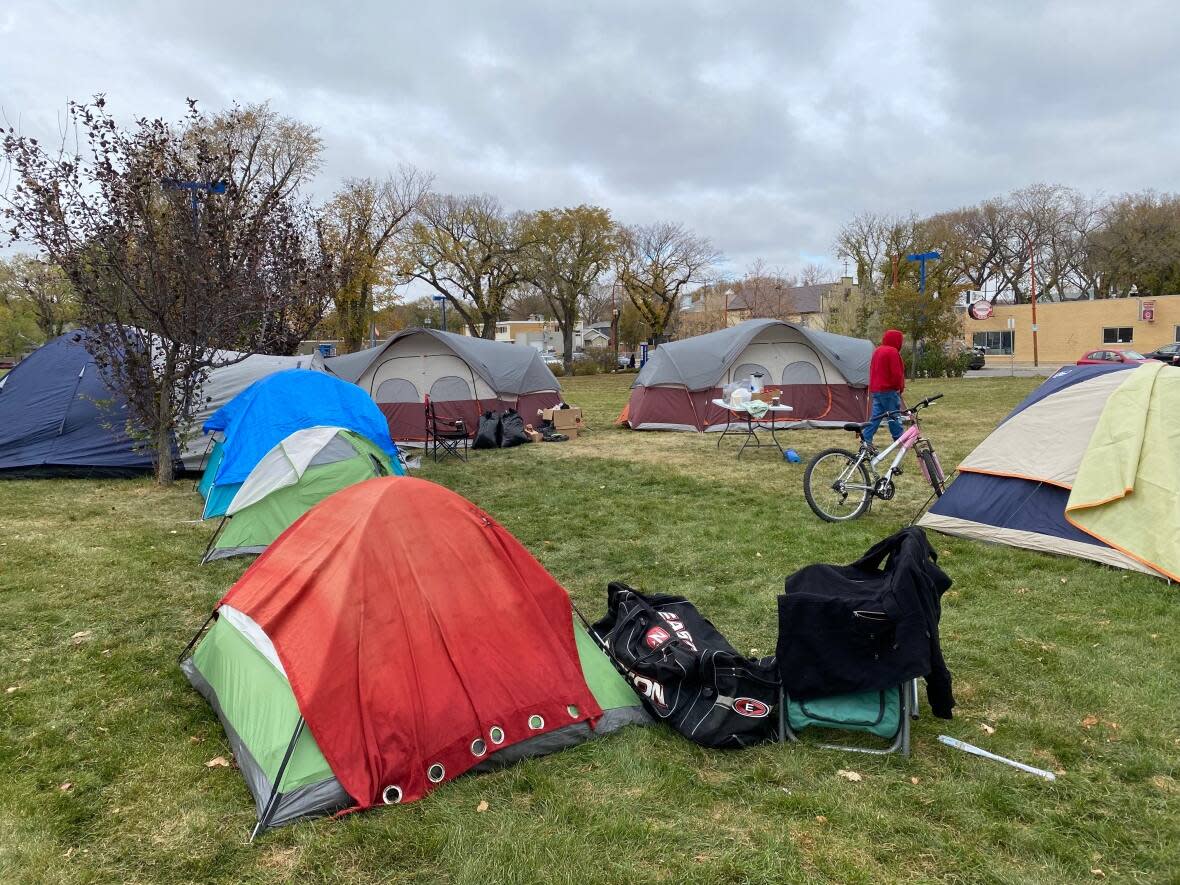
left=562, top=322, right=575, bottom=374
left=479, top=313, right=497, bottom=339
left=155, top=375, right=174, bottom=486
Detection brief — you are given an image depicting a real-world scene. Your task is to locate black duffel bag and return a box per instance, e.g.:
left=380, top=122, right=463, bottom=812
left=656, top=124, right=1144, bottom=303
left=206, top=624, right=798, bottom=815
left=473, top=411, right=502, bottom=449
left=593, top=582, right=779, bottom=749
left=499, top=408, right=531, bottom=447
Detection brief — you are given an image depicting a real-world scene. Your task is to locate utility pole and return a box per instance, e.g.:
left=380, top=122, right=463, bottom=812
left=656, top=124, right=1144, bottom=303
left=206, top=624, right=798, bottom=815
left=1026, top=236, right=1039, bottom=367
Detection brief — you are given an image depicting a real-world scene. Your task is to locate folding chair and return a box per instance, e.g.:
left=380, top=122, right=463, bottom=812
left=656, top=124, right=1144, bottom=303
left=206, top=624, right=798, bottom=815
left=778, top=679, right=918, bottom=756
left=425, top=395, right=468, bottom=462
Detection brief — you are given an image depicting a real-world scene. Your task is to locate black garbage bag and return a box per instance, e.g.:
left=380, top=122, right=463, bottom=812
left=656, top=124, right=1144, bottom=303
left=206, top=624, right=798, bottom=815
left=473, top=411, right=502, bottom=449
left=499, top=409, right=531, bottom=448
left=593, top=582, right=780, bottom=749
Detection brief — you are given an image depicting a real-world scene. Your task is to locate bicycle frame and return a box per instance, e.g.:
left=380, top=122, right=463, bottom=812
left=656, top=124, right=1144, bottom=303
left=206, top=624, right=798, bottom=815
left=869, top=423, right=921, bottom=479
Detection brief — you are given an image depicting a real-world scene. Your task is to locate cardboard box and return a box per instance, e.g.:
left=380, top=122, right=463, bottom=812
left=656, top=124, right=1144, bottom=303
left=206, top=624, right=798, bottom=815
left=527, top=430, right=543, bottom=443
left=539, top=406, right=582, bottom=430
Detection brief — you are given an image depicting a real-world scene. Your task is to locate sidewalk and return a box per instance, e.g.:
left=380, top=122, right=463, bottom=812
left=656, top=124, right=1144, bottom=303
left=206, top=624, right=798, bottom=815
left=964, top=363, right=1060, bottom=378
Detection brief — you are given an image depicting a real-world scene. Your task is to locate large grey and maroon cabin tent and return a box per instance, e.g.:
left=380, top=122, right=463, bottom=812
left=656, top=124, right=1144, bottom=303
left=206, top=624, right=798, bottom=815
left=623, top=319, right=873, bottom=432
left=325, top=328, right=561, bottom=444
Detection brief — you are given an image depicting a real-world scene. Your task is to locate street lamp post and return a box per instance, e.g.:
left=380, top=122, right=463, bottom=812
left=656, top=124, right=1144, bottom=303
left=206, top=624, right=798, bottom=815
left=906, top=251, right=941, bottom=368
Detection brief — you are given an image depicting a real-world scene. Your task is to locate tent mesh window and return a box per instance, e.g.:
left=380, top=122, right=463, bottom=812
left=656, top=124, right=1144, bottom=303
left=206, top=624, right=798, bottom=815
left=375, top=378, right=420, bottom=404
left=731, top=363, right=770, bottom=384
left=429, top=376, right=473, bottom=402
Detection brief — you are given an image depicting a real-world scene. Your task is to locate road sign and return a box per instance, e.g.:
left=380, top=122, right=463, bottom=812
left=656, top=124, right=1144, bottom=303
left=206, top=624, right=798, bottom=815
left=1141, top=300, right=1156, bottom=322
left=431, top=295, right=446, bottom=302
left=1007, top=317, right=1016, bottom=330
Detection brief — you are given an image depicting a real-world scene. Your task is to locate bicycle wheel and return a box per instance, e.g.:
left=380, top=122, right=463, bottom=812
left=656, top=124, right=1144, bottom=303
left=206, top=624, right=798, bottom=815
left=804, top=448, right=873, bottom=521
left=917, top=447, right=946, bottom=497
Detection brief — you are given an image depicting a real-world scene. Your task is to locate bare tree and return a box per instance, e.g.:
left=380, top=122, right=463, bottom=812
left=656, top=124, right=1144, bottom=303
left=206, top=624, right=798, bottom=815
left=2, top=98, right=338, bottom=484
left=615, top=221, right=716, bottom=342
left=400, top=193, right=529, bottom=338
left=325, top=167, right=432, bottom=352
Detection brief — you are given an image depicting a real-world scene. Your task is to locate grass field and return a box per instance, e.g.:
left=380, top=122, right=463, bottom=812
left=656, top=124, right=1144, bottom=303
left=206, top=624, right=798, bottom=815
left=1, top=372, right=1178, bottom=884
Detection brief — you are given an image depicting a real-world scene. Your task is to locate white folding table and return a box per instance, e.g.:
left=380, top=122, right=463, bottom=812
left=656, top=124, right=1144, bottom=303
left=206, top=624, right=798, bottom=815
left=711, top=399, right=794, bottom=458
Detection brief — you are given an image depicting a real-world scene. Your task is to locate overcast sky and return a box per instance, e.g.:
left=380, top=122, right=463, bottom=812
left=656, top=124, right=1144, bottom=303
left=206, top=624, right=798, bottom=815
left=2, top=0, right=1178, bottom=278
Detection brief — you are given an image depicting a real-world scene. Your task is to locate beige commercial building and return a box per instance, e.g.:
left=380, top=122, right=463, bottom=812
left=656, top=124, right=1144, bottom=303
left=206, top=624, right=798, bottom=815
left=963, top=295, right=1180, bottom=364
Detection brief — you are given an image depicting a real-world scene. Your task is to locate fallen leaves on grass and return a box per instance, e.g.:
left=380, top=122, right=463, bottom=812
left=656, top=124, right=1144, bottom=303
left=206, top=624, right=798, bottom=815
left=1082, top=715, right=1100, bottom=729
left=815, top=815, right=827, bottom=823
left=5, top=685, right=17, bottom=694
left=1091, top=869, right=1105, bottom=879
left=476, top=800, right=489, bottom=813
left=980, top=723, right=996, bottom=735
left=910, top=777, right=920, bottom=785
left=70, top=630, right=92, bottom=644
left=205, top=756, right=231, bottom=768
left=836, top=770, right=863, bottom=782
left=189, top=735, right=204, bottom=744
left=59, top=782, right=73, bottom=792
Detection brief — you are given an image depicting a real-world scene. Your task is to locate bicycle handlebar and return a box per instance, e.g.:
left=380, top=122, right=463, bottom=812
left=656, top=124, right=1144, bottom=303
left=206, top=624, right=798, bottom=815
left=878, top=393, right=944, bottom=421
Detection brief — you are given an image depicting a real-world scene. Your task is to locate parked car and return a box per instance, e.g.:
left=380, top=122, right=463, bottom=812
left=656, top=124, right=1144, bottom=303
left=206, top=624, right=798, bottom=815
left=967, top=348, right=985, bottom=370
left=1145, top=343, right=1180, bottom=366
left=1076, top=348, right=1154, bottom=366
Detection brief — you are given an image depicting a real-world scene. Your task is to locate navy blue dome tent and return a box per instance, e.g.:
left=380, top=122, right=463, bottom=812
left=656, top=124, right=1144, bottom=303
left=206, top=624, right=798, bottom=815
left=0, top=330, right=160, bottom=477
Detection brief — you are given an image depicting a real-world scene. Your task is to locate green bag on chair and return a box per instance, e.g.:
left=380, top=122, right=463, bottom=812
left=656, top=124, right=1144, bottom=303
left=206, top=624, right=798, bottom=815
left=786, top=688, right=902, bottom=741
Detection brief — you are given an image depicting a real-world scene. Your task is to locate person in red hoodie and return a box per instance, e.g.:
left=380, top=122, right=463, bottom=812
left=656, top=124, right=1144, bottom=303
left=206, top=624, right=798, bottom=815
left=863, top=329, right=906, bottom=446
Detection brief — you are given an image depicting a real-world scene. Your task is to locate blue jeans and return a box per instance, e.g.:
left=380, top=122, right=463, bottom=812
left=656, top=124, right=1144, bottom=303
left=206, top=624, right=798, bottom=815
left=863, top=391, right=903, bottom=444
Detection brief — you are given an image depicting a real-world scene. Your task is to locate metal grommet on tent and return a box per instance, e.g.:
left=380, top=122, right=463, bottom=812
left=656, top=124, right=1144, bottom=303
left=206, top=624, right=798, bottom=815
left=382, top=785, right=403, bottom=805
left=528, top=714, right=545, bottom=730
left=489, top=725, right=505, bottom=745
left=566, top=705, right=579, bottom=719
left=470, top=738, right=487, bottom=757
left=427, top=763, right=445, bottom=784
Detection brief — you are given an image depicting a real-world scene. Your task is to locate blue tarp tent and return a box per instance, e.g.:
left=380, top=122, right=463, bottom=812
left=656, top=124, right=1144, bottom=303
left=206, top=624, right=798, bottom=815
left=199, top=369, right=403, bottom=518
left=0, top=330, right=160, bottom=477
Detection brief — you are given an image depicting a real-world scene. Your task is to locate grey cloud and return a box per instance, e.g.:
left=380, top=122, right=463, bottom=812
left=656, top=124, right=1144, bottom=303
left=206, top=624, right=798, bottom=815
left=2, top=0, right=1177, bottom=277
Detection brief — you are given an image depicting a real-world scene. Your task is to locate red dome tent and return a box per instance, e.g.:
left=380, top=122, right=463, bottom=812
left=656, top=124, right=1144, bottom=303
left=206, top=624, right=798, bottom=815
left=182, top=476, right=647, bottom=834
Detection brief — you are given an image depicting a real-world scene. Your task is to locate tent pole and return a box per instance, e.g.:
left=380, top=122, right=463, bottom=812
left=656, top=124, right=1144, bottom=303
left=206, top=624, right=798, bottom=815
left=56, top=365, right=87, bottom=438
left=200, top=516, right=229, bottom=564
left=177, top=611, right=217, bottom=664
left=193, top=437, right=213, bottom=491
left=250, top=717, right=306, bottom=842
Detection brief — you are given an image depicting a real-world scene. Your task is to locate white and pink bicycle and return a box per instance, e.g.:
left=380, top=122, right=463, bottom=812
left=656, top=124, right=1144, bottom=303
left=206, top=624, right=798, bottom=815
left=803, top=394, right=946, bottom=522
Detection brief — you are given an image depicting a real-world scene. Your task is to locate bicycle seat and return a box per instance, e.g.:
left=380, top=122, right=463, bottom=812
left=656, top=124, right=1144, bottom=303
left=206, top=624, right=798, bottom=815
left=842, top=422, right=869, bottom=432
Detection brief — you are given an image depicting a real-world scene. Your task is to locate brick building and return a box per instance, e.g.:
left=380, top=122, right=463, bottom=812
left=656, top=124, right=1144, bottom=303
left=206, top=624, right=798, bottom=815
left=964, top=294, right=1180, bottom=364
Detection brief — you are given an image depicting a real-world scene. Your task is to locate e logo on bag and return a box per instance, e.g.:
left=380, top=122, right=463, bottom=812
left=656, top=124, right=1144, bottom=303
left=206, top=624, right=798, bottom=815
left=732, top=697, right=771, bottom=718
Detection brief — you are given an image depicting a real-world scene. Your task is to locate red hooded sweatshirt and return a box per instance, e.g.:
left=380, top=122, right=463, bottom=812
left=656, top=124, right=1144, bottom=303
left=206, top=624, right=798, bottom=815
left=869, top=329, right=905, bottom=393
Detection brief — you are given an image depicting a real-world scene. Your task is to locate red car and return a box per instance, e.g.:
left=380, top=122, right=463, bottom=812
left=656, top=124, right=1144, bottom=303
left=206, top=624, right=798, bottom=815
left=1076, top=348, right=1154, bottom=365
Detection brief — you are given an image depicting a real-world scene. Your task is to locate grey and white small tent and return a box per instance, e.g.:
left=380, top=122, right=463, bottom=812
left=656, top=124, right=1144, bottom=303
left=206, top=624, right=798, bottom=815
left=623, top=319, right=873, bottom=431
left=326, top=328, right=561, bottom=443
left=180, top=351, right=327, bottom=471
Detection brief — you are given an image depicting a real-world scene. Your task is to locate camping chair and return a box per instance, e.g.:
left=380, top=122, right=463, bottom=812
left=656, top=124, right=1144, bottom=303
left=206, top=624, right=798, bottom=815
left=778, top=679, right=918, bottom=757
left=425, top=394, right=468, bottom=463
